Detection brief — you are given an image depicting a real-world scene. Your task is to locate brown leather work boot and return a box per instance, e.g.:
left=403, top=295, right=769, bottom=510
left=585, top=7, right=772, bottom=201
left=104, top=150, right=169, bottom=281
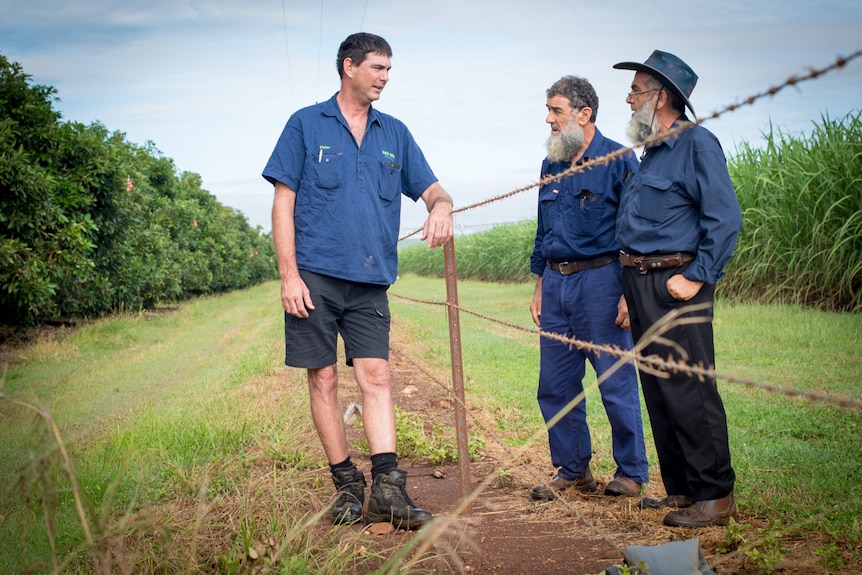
left=604, top=476, right=642, bottom=497
left=662, top=492, right=736, bottom=527
left=638, top=494, right=694, bottom=509
left=531, top=467, right=597, bottom=500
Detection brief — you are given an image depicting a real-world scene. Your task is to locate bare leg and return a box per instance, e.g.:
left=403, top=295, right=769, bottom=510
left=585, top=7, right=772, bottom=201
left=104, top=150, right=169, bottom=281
left=307, top=365, right=349, bottom=464
left=352, top=357, right=396, bottom=455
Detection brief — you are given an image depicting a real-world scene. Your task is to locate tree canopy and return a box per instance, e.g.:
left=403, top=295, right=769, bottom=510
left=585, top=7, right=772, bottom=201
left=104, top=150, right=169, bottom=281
left=1, top=54, right=277, bottom=325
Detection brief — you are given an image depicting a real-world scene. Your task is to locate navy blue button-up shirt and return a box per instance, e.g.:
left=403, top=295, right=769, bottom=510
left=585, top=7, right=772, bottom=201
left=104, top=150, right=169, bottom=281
left=616, top=117, right=742, bottom=284
left=263, top=93, right=438, bottom=285
left=530, top=129, right=639, bottom=276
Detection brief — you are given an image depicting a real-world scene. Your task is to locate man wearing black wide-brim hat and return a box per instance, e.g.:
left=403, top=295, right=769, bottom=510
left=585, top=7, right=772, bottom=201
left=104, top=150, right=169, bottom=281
left=612, top=50, right=743, bottom=528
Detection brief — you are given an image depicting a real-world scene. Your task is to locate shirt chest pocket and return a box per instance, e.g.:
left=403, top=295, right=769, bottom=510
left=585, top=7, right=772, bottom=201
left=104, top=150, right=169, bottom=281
left=636, top=173, right=674, bottom=224
left=558, top=188, right=604, bottom=237
left=376, top=159, right=401, bottom=203
left=314, top=152, right=344, bottom=190
left=538, top=185, right=560, bottom=235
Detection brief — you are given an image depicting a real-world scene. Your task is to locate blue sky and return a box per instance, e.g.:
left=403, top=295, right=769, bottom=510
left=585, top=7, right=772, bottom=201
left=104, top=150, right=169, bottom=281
left=2, top=0, right=860, bottom=235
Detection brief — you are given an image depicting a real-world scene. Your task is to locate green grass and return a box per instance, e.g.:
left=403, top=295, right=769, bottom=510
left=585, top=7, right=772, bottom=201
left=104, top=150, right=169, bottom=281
left=390, top=273, right=541, bottom=437
left=2, top=276, right=861, bottom=572
left=0, top=282, right=353, bottom=573
left=724, top=110, right=862, bottom=312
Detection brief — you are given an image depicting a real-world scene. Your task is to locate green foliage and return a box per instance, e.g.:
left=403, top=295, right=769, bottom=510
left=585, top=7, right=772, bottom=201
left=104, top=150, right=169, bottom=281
left=355, top=406, right=486, bottom=465
left=723, top=110, right=862, bottom=312
left=717, top=517, right=749, bottom=554
left=741, top=525, right=787, bottom=574
left=399, top=220, right=535, bottom=283
left=0, top=54, right=277, bottom=324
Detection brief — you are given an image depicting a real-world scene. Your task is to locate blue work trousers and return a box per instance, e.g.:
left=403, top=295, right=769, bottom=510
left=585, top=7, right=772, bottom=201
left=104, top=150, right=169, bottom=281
left=538, top=262, right=649, bottom=483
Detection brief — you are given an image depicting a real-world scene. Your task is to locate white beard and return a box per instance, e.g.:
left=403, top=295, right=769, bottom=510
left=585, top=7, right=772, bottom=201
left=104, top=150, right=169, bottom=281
left=546, top=122, right=585, bottom=163
left=626, top=100, right=659, bottom=145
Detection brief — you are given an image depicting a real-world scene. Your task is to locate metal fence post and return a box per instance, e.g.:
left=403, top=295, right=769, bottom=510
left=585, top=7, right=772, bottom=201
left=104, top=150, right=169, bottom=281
left=444, top=238, right=472, bottom=512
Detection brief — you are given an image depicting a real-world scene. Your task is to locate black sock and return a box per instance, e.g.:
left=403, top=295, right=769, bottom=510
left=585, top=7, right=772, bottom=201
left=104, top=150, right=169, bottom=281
left=370, top=452, right=398, bottom=479
left=329, top=456, right=355, bottom=476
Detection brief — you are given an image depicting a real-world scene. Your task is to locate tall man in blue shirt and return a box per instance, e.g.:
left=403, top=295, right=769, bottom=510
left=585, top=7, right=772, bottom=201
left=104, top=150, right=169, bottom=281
left=529, top=76, right=649, bottom=501
left=613, top=51, right=742, bottom=527
left=263, top=33, right=453, bottom=529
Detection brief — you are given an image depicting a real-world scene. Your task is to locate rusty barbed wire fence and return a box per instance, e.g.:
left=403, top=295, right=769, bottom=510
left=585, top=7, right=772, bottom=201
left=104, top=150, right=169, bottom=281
left=387, top=50, right=862, bottom=571
left=391, top=292, right=862, bottom=411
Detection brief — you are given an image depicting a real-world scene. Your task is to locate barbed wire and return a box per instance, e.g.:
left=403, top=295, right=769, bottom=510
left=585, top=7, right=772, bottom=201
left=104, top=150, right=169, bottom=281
left=398, top=49, right=862, bottom=242
left=389, top=291, right=862, bottom=411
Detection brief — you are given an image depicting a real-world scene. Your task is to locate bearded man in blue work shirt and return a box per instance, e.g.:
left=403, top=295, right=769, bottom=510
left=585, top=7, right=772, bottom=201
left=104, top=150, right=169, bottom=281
left=529, top=76, right=649, bottom=502
left=262, top=32, right=453, bottom=529
left=613, top=50, right=742, bottom=527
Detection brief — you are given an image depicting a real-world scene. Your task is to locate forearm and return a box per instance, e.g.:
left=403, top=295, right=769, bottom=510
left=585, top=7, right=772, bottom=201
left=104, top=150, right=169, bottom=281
left=272, top=182, right=300, bottom=280
left=422, top=182, right=453, bottom=214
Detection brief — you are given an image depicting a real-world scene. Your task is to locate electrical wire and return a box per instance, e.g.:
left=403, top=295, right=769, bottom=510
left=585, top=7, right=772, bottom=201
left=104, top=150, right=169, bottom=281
left=316, top=0, right=324, bottom=103
left=280, top=0, right=294, bottom=108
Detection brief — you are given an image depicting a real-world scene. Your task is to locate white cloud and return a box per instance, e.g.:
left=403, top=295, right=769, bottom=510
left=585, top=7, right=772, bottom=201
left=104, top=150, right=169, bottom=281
left=2, top=0, right=860, bottom=233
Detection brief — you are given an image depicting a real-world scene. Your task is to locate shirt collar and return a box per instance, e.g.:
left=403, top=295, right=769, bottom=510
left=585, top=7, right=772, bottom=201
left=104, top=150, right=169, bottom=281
left=323, top=92, right=382, bottom=128
left=578, top=127, right=606, bottom=164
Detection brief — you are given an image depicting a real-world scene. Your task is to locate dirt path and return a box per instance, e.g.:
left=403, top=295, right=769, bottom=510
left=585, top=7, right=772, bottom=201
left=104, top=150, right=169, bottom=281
left=329, top=340, right=775, bottom=575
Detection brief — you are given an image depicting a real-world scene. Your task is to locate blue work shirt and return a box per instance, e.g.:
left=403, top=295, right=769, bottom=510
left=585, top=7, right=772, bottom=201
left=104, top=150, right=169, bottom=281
left=616, top=117, right=742, bottom=284
left=530, top=128, right=639, bottom=276
left=262, top=93, right=438, bottom=285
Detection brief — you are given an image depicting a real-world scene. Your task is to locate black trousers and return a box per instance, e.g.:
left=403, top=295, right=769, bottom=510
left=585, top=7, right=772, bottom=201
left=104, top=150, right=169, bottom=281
left=622, top=265, right=735, bottom=501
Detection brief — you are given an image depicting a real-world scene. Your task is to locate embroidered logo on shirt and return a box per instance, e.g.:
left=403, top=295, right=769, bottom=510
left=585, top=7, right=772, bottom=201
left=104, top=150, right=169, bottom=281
left=382, top=150, right=396, bottom=161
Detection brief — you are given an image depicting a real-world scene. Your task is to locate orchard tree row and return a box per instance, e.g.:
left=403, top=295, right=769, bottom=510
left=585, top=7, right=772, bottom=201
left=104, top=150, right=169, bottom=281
left=1, top=54, right=277, bottom=325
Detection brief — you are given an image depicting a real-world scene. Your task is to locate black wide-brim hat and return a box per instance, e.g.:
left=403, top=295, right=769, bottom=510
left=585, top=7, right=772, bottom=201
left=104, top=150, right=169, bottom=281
left=614, top=50, right=697, bottom=117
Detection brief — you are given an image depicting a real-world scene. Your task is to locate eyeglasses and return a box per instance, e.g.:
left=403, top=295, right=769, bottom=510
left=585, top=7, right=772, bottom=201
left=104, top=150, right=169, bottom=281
left=627, top=88, right=659, bottom=99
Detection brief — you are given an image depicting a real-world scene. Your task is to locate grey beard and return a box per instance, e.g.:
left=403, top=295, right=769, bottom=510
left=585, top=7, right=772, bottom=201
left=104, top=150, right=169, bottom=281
left=546, top=124, right=585, bottom=163
left=626, top=102, right=659, bottom=145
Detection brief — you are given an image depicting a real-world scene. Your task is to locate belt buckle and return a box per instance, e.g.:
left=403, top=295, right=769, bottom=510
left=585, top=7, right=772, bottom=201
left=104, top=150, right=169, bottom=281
left=632, top=256, right=648, bottom=274
left=558, top=261, right=573, bottom=275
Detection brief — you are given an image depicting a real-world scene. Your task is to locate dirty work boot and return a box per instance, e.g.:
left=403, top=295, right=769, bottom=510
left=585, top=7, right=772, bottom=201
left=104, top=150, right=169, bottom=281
left=662, top=492, right=736, bottom=527
left=331, top=468, right=366, bottom=525
left=366, top=469, right=432, bottom=529
left=638, top=494, right=694, bottom=509
left=531, top=467, right=597, bottom=501
left=604, top=476, right=642, bottom=498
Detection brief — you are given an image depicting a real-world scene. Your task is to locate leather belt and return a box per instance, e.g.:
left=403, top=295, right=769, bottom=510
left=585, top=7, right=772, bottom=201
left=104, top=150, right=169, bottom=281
left=547, top=254, right=617, bottom=275
left=619, top=251, right=695, bottom=274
